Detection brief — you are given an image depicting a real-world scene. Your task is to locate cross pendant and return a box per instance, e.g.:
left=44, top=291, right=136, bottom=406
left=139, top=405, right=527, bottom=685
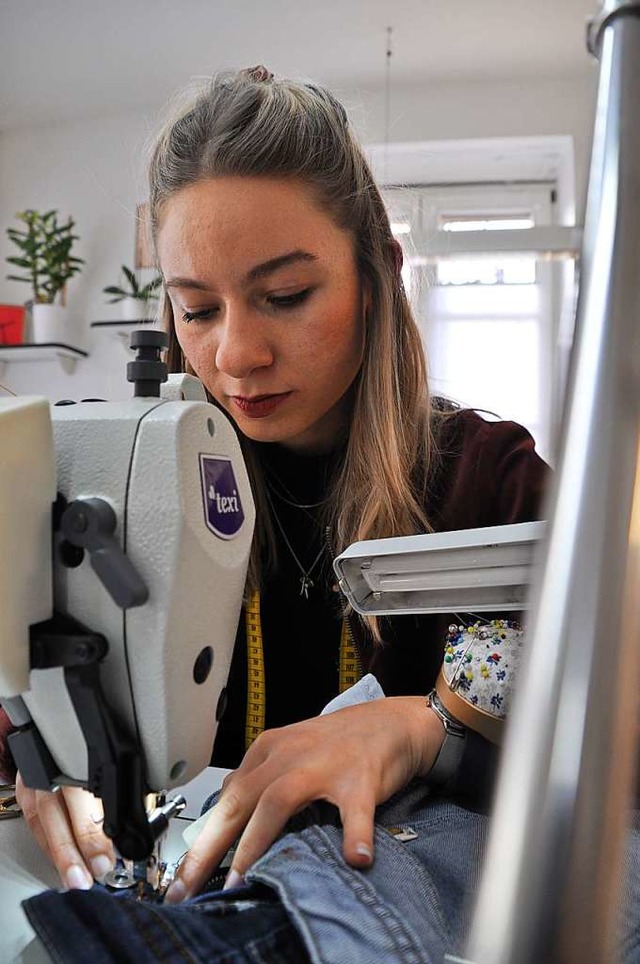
left=300, top=574, right=314, bottom=598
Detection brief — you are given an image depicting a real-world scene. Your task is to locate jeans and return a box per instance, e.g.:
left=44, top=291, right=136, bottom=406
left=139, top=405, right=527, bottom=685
left=20, top=673, right=640, bottom=963
left=23, top=882, right=309, bottom=964
left=22, top=795, right=640, bottom=964
left=21, top=790, right=478, bottom=964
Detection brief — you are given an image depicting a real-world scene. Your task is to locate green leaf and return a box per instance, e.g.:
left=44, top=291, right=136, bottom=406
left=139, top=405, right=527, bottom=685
left=5, top=207, right=83, bottom=301
left=122, top=265, right=138, bottom=292
left=6, top=256, right=32, bottom=268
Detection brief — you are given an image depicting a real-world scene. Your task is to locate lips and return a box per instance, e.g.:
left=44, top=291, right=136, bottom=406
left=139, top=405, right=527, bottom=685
left=231, top=392, right=292, bottom=418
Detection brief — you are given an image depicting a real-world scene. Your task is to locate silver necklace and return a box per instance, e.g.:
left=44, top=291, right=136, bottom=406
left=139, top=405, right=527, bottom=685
left=266, top=490, right=325, bottom=598
left=265, top=472, right=327, bottom=511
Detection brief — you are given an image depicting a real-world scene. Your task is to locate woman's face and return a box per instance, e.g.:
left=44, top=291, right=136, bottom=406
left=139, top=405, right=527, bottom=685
left=157, top=176, right=366, bottom=453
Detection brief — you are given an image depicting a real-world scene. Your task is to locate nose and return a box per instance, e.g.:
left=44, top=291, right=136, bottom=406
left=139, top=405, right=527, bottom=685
left=214, top=305, right=274, bottom=379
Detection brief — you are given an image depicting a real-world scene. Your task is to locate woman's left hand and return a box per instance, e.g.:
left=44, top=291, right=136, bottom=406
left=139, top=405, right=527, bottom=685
left=166, top=695, right=444, bottom=904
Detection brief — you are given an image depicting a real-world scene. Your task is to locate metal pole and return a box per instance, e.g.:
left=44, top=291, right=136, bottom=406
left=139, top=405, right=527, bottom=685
left=461, top=3, right=640, bottom=961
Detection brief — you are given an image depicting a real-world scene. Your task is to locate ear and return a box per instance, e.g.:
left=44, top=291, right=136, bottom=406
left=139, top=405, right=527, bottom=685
left=390, top=238, right=404, bottom=275
left=361, top=277, right=372, bottom=322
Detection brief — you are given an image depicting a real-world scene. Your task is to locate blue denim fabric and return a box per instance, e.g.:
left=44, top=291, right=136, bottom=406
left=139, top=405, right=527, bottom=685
left=19, top=671, right=640, bottom=964
left=21, top=799, right=640, bottom=964
left=620, top=811, right=640, bottom=964
left=247, top=792, right=640, bottom=964
left=23, top=882, right=309, bottom=964
left=246, top=788, right=481, bottom=964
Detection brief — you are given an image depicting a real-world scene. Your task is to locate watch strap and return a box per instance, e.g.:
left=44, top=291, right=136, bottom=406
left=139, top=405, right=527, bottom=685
left=425, top=689, right=467, bottom=787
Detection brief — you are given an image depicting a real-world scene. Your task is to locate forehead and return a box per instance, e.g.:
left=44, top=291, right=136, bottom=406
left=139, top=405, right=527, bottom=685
left=156, top=176, right=353, bottom=275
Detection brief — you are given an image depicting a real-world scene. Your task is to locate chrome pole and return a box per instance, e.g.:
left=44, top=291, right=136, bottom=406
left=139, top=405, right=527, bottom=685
left=461, top=3, right=640, bottom=962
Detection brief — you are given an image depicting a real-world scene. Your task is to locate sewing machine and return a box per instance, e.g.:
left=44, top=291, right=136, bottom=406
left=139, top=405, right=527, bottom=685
left=0, top=330, right=254, bottom=894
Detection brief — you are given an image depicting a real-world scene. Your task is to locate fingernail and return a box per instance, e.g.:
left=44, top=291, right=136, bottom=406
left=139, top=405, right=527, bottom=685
left=355, top=843, right=372, bottom=861
left=65, top=864, right=93, bottom=890
left=90, top=854, right=114, bottom=880
left=165, top=879, right=189, bottom=905
left=223, top=868, right=245, bottom=890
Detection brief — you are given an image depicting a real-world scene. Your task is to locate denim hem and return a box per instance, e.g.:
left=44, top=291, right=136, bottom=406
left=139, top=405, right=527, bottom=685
left=248, top=820, right=453, bottom=964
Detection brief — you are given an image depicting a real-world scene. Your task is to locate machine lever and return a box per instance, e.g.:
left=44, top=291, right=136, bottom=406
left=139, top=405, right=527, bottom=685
left=59, top=498, right=149, bottom=609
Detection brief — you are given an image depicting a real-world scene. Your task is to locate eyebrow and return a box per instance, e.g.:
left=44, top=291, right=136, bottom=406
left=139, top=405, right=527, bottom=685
left=164, top=250, right=319, bottom=291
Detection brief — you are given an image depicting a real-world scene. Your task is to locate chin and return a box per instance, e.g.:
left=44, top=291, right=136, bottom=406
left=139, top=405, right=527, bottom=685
left=231, top=414, right=298, bottom=445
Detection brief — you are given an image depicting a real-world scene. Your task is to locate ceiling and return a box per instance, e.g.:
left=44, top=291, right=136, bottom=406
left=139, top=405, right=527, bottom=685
left=1, top=0, right=598, bottom=130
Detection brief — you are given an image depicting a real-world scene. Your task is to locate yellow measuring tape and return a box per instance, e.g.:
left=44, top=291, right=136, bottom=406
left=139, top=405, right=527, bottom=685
left=244, top=589, right=362, bottom=750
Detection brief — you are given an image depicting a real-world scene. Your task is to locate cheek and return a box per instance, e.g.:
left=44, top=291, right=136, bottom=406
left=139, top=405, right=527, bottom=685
left=321, top=296, right=365, bottom=374
left=175, top=327, right=219, bottom=384
left=317, top=322, right=363, bottom=374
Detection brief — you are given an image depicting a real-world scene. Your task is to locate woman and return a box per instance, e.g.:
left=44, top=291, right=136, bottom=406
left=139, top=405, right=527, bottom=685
left=11, top=66, right=549, bottom=953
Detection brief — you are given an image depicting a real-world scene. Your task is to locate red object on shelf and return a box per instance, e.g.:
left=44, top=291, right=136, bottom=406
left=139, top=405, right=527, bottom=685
left=0, top=305, right=25, bottom=345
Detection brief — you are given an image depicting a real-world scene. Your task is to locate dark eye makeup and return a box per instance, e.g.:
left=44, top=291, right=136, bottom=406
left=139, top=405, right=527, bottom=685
left=267, top=288, right=313, bottom=308
left=181, top=307, right=215, bottom=323
left=180, top=288, right=313, bottom=324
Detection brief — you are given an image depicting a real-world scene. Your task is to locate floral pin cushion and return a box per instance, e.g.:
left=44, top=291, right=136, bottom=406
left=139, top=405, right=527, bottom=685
left=436, top=619, right=525, bottom=744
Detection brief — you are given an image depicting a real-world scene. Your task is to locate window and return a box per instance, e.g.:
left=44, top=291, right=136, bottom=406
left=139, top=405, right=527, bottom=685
left=437, top=215, right=536, bottom=286
left=383, top=183, right=564, bottom=463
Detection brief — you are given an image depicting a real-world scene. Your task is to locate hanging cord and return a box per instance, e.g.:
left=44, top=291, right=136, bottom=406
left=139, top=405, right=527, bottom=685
left=383, top=25, right=393, bottom=185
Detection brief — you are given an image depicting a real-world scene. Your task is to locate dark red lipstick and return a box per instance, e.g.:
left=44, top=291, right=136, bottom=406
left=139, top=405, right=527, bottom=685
left=231, top=392, right=292, bottom=418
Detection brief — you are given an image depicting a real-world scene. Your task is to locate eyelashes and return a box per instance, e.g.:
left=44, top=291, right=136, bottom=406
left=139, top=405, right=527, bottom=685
left=180, top=288, right=313, bottom=324
left=267, top=288, right=312, bottom=309
left=182, top=307, right=215, bottom=323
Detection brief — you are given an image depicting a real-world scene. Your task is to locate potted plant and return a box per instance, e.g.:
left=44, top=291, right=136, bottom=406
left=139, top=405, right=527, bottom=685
left=5, top=209, right=85, bottom=345
left=103, top=265, right=162, bottom=322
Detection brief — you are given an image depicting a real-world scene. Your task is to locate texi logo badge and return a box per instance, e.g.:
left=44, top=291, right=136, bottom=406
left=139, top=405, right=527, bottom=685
left=199, top=455, right=245, bottom=539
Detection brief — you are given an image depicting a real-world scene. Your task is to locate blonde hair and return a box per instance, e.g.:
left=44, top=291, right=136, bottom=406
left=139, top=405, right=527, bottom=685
left=148, top=68, right=438, bottom=634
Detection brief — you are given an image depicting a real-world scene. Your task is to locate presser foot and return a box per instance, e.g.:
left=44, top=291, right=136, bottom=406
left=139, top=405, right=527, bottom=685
left=103, top=793, right=186, bottom=898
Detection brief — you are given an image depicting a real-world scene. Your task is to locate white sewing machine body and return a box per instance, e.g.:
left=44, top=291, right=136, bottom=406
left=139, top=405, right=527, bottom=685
left=0, top=364, right=254, bottom=857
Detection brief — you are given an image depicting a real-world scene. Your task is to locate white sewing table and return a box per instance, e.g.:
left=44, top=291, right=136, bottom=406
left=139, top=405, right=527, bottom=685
left=0, top=768, right=228, bottom=963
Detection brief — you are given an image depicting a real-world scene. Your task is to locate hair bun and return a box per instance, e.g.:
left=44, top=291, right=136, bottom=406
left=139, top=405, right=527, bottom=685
left=242, top=65, right=274, bottom=83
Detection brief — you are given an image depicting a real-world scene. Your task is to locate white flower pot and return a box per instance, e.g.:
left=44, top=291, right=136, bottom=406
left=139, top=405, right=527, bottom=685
left=31, top=304, right=80, bottom=346
left=121, top=296, right=145, bottom=321
left=120, top=298, right=157, bottom=323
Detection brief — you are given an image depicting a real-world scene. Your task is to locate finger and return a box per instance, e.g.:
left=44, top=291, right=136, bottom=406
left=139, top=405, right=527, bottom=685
left=228, top=779, right=302, bottom=886
left=16, top=779, right=52, bottom=860
left=338, top=791, right=376, bottom=868
left=35, top=789, right=95, bottom=890
left=61, top=787, right=115, bottom=880
left=165, top=782, right=253, bottom=904
left=225, top=777, right=305, bottom=883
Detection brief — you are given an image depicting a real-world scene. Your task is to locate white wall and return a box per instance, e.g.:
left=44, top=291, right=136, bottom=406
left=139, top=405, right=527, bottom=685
left=0, top=109, right=157, bottom=322
left=343, top=71, right=597, bottom=212
left=0, top=70, right=598, bottom=401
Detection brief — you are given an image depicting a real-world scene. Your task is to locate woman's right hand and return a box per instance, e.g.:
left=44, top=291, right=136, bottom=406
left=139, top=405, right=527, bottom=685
left=15, top=772, right=116, bottom=890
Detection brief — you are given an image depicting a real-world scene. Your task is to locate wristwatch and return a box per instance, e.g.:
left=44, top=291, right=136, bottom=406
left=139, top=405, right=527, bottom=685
left=425, top=689, right=467, bottom=787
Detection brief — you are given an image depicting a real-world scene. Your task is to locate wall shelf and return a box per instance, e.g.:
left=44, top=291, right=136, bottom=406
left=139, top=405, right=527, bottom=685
left=0, top=343, right=88, bottom=376
left=91, top=319, right=161, bottom=349
left=90, top=320, right=156, bottom=326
